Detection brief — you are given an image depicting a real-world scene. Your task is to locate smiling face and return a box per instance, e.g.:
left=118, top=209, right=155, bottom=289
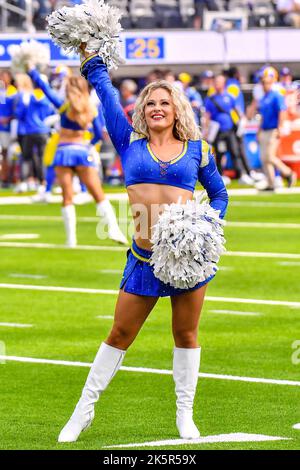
left=144, top=87, right=176, bottom=134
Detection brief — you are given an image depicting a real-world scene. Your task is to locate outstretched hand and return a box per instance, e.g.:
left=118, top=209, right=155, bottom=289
left=79, top=43, right=97, bottom=59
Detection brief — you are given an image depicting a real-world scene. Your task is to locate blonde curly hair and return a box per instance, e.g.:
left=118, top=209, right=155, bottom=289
left=132, top=80, right=201, bottom=141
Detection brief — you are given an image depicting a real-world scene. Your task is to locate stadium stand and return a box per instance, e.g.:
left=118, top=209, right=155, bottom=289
left=0, top=0, right=298, bottom=31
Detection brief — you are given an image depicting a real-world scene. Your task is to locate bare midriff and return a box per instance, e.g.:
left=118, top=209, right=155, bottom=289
left=59, top=128, right=87, bottom=145
left=127, top=183, right=193, bottom=251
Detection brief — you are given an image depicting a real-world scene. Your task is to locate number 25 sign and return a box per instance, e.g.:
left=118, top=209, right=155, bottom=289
left=125, top=37, right=165, bottom=61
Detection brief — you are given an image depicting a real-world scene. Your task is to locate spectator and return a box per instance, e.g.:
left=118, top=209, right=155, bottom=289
left=204, top=73, right=249, bottom=183
left=257, top=74, right=297, bottom=190
left=14, top=73, right=55, bottom=191
left=178, top=72, right=203, bottom=125
left=280, top=67, right=294, bottom=90
left=193, top=0, right=219, bottom=29
left=0, top=70, right=17, bottom=187
left=224, top=67, right=260, bottom=183
left=276, top=0, right=300, bottom=27
left=163, top=70, right=176, bottom=84
left=199, top=70, right=215, bottom=95
left=120, top=79, right=137, bottom=124
left=146, top=69, right=165, bottom=84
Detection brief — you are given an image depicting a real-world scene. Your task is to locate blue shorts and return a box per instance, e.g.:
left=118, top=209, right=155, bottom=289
left=120, top=239, right=215, bottom=297
left=54, top=143, right=96, bottom=167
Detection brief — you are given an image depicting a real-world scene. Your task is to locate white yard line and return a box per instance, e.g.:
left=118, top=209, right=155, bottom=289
left=1, top=186, right=300, bottom=205
left=96, top=315, right=114, bottom=319
left=1, top=354, right=300, bottom=387
left=230, top=201, right=300, bottom=208
left=209, top=310, right=261, bottom=316
left=0, top=283, right=299, bottom=308
left=0, top=323, right=33, bottom=328
left=277, top=261, right=300, bottom=267
left=0, top=242, right=128, bottom=251
left=0, top=283, right=119, bottom=295
left=227, top=222, right=300, bottom=229
left=97, top=270, right=123, bottom=274
left=0, top=241, right=300, bottom=260
left=9, top=273, right=47, bottom=280
left=0, top=233, right=39, bottom=240
left=1, top=214, right=300, bottom=230
left=104, top=433, right=290, bottom=449
left=224, top=251, right=300, bottom=259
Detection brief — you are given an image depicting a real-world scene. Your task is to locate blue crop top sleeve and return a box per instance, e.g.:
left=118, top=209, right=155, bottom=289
left=81, top=55, right=133, bottom=157
left=198, top=143, right=229, bottom=219
left=28, top=69, right=64, bottom=109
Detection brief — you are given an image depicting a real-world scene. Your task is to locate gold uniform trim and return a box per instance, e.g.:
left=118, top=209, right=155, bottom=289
left=80, top=53, right=98, bottom=70
left=131, top=245, right=150, bottom=263
left=200, top=139, right=210, bottom=168
left=58, top=102, right=69, bottom=114
left=147, top=141, right=188, bottom=165
left=129, top=132, right=145, bottom=145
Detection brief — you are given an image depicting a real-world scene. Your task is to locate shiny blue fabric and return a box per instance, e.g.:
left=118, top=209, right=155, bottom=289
left=54, top=143, right=96, bottom=167
left=120, top=239, right=215, bottom=297
left=81, top=55, right=228, bottom=219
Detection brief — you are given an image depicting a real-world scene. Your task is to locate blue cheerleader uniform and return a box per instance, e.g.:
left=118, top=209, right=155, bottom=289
left=28, top=69, right=103, bottom=168
left=81, top=55, right=229, bottom=297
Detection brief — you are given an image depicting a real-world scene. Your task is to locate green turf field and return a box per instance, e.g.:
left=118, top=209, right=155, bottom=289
left=0, top=191, right=300, bottom=450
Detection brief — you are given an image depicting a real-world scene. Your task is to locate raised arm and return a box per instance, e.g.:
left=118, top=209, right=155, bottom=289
left=28, top=69, right=64, bottom=109
left=198, top=141, right=229, bottom=219
left=80, top=55, right=133, bottom=157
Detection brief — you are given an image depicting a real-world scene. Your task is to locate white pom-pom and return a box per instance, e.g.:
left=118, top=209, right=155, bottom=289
left=10, top=40, right=50, bottom=74
left=150, top=196, right=226, bottom=289
left=47, top=0, right=125, bottom=70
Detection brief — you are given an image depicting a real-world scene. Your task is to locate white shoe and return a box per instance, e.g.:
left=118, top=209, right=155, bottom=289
left=14, top=182, right=28, bottom=193
left=275, top=175, right=284, bottom=188
left=58, top=343, right=125, bottom=443
left=28, top=181, right=38, bottom=191
left=73, top=192, right=92, bottom=205
left=44, top=192, right=52, bottom=203
left=173, top=347, right=201, bottom=439
left=254, top=178, right=269, bottom=190
left=238, top=174, right=254, bottom=185
left=31, top=186, right=47, bottom=203
left=222, top=175, right=231, bottom=186
left=250, top=170, right=265, bottom=182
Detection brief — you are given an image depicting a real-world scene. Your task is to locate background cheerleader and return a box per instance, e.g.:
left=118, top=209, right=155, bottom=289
left=27, top=65, right=128, bottom=247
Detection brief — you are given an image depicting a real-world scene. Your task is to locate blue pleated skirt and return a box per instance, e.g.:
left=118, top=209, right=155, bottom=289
left=54, top=143, right=96, bottom=167
left=120, top=239, right=215, bottom=297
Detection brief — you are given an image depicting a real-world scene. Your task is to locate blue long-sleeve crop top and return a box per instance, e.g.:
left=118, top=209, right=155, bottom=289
left=28, top=69, right=103, bottom=145
left=0, top=84, right=18, bottom=132
left=15, top=89, right=55, bottom=135
left=81, top=55, right=228, bottom=218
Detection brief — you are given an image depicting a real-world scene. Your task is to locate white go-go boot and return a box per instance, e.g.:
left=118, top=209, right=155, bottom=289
left=173, top=347, right=201, bottom=439
left=58, top=342, right=126, bottom=443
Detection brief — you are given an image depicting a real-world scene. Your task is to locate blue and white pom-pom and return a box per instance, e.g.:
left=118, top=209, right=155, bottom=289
left=10, top=40, right=50, bottom=73
left=46, top=0, right=124, bottom=70
left=150, top=197, right=226, bottom=289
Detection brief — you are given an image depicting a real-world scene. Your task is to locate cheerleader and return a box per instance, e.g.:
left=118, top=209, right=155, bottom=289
left=57, top=49, right=228, bottom=443
left=27, top=67, right=128, bottom=246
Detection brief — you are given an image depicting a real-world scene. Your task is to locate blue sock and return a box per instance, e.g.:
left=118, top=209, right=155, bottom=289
left=80, top=181, right=87, bottom=193
left=46, top=165, right=56, bottom=193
